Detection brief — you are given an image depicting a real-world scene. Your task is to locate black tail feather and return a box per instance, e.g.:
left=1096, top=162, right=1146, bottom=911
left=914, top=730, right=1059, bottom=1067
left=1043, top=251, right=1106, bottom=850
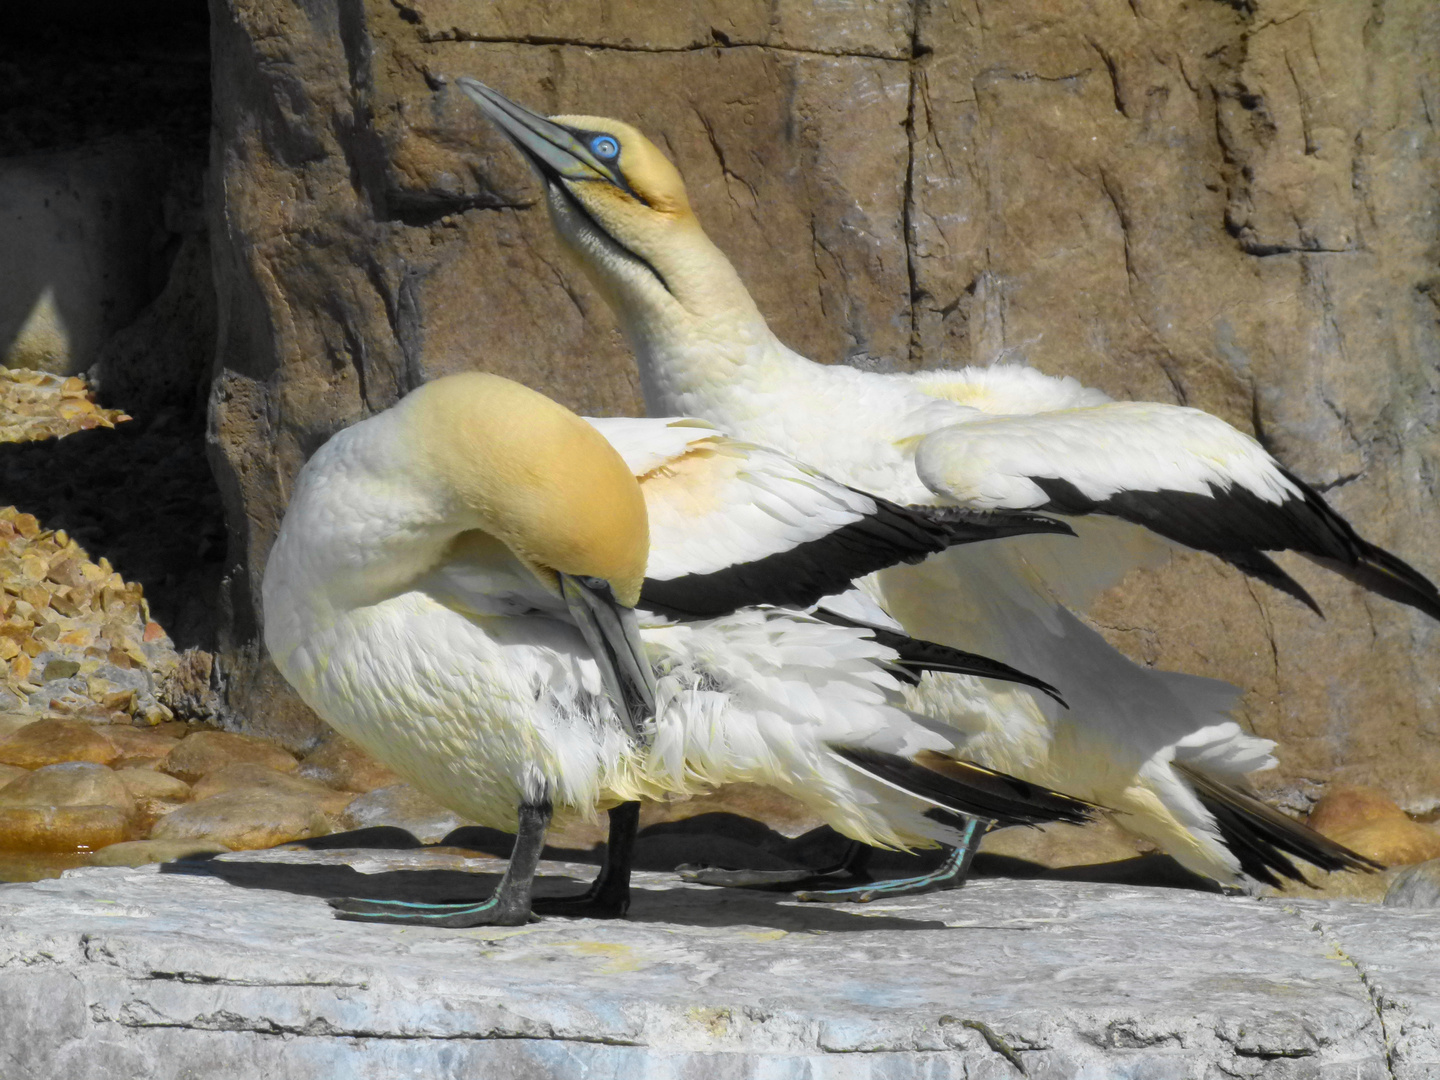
left=1176, top=764, right=1384, bottom=888
left=829, top=745, right=1099, bottom=829
left=812, top=608, right=1067, bottom=707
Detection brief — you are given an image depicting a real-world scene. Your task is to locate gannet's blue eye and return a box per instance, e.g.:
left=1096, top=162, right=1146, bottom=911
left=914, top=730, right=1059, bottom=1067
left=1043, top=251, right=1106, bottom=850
left=591, top=135, right=620, bottom=160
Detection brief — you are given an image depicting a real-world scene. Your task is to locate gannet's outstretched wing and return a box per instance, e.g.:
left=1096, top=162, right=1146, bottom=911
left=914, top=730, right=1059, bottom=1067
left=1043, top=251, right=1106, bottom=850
left=912, top=400, right=1440, bottom=621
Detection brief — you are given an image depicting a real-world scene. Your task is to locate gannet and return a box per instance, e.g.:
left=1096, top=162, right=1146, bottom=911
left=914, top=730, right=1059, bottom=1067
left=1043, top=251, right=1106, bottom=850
left=457, top=79, right=1408, bottom=890
left=262, top=372, right=1099, bottom=925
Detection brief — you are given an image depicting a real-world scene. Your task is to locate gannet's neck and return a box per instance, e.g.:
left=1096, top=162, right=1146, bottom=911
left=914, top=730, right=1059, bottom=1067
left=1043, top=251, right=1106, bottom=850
left=603, top=224, right=814, bottom=419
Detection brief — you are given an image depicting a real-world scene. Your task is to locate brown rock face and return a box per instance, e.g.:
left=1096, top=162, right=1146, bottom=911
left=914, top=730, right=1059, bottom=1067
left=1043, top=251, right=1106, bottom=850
left=210, top=0, right=1440, bottom=808
left=160, top=730, right=299, bottom=784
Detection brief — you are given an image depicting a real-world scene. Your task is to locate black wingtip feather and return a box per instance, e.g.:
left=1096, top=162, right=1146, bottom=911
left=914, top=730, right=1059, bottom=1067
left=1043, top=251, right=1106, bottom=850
left=1223, top=550, right=1324, bottom=617
left=811, top=609, right=1068, bottom=707
left=1175, top=763, right=1384, bottom=887
left=829, top=745, right=1100, bottom=829
left=1032, top=470, right=1440, bottom=623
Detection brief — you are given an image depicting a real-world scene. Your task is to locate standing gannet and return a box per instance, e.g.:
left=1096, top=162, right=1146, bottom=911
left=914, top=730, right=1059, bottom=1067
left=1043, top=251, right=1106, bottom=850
left=263, top=372, right=1098, bottom=925
left=457, top=80, right=1407, bottom=889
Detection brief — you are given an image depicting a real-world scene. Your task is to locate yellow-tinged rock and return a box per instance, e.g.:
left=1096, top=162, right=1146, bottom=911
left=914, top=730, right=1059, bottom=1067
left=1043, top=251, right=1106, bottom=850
left=192, top=763, right=354, bottom=816
left=0, top=761, right=135, bottom=817
left=115, top=768, right=191, bottom=803
left=150, top=789, right=332, bottom=850
left=104, top=725, right=180, bottom=763
left=1307, top=786, right=1440, bottom=866
left=161, top=730, right=299, bottom=783
left=297, top=736, right=401, bottom=794
left=0, top=719, right=119, bottom=768
left=0, top=806, right=131, bottom=851
left=91, top=838, right=229, bottom=867
left=0, top=763, right=27, bottom=788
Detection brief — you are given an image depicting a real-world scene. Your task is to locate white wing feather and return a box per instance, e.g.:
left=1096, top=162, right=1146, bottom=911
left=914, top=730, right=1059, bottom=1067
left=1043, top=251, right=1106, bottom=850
left=913, top=402, right=1302, bottom=513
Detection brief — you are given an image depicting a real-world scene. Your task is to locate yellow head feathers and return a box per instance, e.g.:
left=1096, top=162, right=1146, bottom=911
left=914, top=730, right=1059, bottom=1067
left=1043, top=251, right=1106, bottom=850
left=406, top=373, right=649, bottom=607
left=549, top=115, right=693, bottom=218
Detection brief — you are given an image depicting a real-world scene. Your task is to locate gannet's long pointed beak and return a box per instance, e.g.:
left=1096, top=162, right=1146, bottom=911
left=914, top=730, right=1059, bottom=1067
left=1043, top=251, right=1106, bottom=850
left=560, top=573, right=657, bottom=748
left=456, top=77, right=618, bottom=187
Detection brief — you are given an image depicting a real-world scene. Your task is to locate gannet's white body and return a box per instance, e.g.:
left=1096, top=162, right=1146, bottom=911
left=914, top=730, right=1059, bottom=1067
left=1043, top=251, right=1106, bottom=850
left=459, top=81, right=1428, bottom=884
left=263, top=374, right=1079, bottom=855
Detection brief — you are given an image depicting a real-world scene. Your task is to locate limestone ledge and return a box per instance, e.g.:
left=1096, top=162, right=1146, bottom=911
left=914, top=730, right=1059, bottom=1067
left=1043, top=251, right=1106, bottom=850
left=0, top=850, right=1436, bottom=1078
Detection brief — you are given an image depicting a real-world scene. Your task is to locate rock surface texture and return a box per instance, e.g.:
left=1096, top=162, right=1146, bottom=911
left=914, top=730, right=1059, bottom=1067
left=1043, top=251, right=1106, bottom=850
left=0, top=851, right=1436, bottom=1077
left=208, top=0, right=1440, bottom=808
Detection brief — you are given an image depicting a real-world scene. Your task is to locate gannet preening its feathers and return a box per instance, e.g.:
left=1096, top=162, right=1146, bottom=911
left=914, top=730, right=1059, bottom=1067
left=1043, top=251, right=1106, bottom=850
left=459, top=79, right=1400, bottom=888
left=263, top=372, right=1097, bottom=925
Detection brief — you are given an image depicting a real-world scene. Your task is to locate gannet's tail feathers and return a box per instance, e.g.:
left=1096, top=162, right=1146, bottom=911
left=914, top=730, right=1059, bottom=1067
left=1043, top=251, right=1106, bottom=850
left=812, top=608, right=1067, bottom=707
left=1176, top=764, right=1385, bottom=887
left=830, top=745, right=1099, bottom=830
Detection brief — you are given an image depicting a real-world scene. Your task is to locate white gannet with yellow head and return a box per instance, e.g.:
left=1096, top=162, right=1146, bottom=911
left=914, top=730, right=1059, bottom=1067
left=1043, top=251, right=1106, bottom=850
left=457, top=79, right=1403, bottom=891
left=264, top=371, right=1098, bottom=926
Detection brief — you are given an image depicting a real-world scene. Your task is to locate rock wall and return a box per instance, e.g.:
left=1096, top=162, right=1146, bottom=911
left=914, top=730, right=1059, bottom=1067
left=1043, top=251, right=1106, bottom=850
left=208, top=0, right=1440, bottom=803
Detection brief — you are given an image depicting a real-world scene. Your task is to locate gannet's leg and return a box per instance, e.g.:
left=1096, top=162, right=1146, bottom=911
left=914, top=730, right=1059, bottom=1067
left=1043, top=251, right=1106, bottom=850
left=330, top=798, right=553, bottom=927
left=532, top=800, right=640, bottom=918
left=678, top=840, right=870, bottom=891
left=795, top=818, right=988, bottom=903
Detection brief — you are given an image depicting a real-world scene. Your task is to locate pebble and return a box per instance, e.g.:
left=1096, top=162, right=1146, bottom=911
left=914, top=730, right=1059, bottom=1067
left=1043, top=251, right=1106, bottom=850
left=90, top=838, right=230, bottom=867
left=296, top=735, right=400, bottom=794
left=190, top=763, right=354, bottom=816
left=161, top=730, right=299, bottom=783
left=0, top=718, right=118, bottom=768
left=340, top=784, right=471, bottom=843
left=0, top=761, right=135, bottom=817
left=1307, top=785, right=1440, bottom=865
left=1384, top=859, right=1440, bottom=908
left=150, top=789, right=332, bottom=850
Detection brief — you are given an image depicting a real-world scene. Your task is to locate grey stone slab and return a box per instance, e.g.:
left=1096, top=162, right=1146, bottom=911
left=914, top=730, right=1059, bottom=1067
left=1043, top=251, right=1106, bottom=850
left=0, top=850, right=1435, bottom=1078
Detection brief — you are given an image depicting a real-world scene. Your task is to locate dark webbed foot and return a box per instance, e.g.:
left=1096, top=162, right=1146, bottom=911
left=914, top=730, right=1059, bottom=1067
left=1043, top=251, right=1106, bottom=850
left=529, top=890, right=629, bottom=919
left=329, top=895, right=534, bottom=927
left=677, top=839, right=871, bottom=892
left=796, top=821, right=984, bottom=903
left=330, top=797, right=552, bottom=928
left=531, top=801, right=638, bottom=919
left=676, top=864, right=871, bottom=891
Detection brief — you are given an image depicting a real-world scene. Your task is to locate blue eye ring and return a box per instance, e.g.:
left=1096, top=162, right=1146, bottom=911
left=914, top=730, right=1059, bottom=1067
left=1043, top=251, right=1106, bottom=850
left=590, top=135, right=620, bottom=160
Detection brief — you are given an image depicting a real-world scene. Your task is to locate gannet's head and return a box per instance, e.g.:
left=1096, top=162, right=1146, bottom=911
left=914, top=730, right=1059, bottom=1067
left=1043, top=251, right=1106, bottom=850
left=456, top=79, right=743, bottom=323
left=406, top=372, right=648, bottom=607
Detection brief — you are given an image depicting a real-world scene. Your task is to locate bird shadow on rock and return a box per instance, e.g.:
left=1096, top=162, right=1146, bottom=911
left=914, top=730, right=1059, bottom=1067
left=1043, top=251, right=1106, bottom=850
left=159, top=854, right=949, bottom=934
left=157, top=811, right=1221, bottom=933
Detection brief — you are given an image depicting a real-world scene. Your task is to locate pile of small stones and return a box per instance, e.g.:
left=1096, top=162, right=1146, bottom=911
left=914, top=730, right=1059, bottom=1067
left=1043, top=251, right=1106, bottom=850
left=0, top=369, right=128, bottom=444
left=0, top=505, right=175, bottom=722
